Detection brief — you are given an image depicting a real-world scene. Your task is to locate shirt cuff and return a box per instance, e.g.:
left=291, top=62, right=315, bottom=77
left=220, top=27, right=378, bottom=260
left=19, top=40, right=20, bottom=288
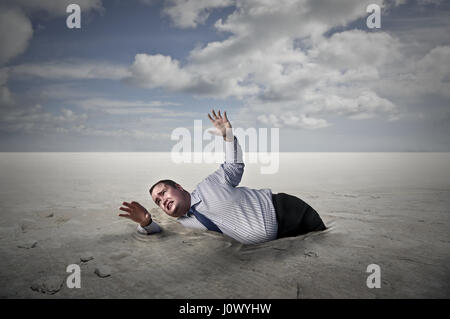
left=225, top=136, right=243, bottom=163
left=137, top=220, right=161, bottom=234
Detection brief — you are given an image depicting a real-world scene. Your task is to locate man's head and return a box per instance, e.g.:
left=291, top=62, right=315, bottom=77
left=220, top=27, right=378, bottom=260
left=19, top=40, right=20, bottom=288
left=149, top=179, right=191, bottom=218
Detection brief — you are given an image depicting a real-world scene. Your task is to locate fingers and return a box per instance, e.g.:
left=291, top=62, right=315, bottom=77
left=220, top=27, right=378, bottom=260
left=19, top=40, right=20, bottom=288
left=122, top=201, right=135, bottom=208
left=209, top=109, right=226, bottom=122
left=119, top=203, right=132, bottom=218
left=123, top=201, right=144, bottom=210
left=119, top=206, right=132, bottom=213
left=223, top=111, right=229, bottom=122
left=119, top=201, right=148, bottom=223
left=131, top=201, right=146, bottom=211
left=131, top=201, right=141, bottom=207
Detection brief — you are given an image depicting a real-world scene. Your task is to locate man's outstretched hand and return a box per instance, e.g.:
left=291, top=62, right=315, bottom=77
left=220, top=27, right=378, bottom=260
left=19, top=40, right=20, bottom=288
left=208, top=109, right=233, bottom=141
left=119, top=201, right=152, bottom=227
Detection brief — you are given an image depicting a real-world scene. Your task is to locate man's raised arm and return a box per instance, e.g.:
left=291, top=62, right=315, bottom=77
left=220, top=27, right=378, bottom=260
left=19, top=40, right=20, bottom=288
left=205, top=110, right=245, bottom=187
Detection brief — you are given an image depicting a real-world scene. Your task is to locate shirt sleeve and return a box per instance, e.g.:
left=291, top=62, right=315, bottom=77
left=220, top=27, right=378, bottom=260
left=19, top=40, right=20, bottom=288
left=136, top=220, right=162, bottom=234
left=205, top=136, right=245, bottom=187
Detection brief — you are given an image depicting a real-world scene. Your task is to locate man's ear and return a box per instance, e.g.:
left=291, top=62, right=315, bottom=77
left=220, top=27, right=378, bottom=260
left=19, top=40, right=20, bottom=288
left=175, top=183, right=184, bottom=191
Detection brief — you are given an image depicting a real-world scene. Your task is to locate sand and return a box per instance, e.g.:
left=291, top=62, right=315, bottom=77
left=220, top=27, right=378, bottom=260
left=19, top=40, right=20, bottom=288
left=0, top=152, right=449, bottom=298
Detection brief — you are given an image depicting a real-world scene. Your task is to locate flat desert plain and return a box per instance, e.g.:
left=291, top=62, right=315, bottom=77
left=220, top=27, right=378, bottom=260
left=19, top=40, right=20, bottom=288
left=0, top=152, right=449, bottom=298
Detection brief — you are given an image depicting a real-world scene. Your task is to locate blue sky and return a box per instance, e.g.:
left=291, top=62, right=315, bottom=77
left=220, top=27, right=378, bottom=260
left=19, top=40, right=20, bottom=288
left=0, top=0, right=449, bottom=151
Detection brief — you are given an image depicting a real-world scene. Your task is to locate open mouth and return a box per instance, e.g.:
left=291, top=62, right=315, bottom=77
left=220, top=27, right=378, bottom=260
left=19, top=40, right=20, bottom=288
left=167, top=201, right=174, bottom=210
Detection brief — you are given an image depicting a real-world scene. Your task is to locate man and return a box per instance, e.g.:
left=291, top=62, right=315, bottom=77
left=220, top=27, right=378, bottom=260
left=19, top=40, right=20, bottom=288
left=119, top=110, right=326, bottom=245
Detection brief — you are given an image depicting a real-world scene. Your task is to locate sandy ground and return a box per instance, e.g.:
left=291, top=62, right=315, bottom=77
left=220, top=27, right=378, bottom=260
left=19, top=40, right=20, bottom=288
left=0, top=153, right=449, bottom=298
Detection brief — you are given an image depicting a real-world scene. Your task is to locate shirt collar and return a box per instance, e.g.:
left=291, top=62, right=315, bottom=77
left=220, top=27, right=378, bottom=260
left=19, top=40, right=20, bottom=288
left=179, top=189, right=201, bottom=218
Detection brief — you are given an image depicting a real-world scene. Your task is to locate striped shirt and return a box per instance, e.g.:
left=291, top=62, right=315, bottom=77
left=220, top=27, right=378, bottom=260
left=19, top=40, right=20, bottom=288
left=137, top=136, right=278, bottom=245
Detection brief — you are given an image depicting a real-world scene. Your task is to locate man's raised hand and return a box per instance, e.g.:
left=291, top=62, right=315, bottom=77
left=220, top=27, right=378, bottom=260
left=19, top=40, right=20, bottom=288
left=119, top=201, right=152, bottom=227
left=207, top=109, right=233, bottom=141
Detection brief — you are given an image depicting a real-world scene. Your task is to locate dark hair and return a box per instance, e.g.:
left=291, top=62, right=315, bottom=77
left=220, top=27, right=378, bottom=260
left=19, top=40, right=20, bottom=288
left=149, top=179, right=178, bottom=196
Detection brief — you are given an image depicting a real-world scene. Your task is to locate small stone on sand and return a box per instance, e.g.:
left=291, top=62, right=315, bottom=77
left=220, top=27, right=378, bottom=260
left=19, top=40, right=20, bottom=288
left=17, top=240, right=37, bottom=249
left=304, top=250, right=318, bottom=257
left=94, top=265, right=111, bottom=278
left=80, top=253, right=94, bottom=262
left=30, top=276, right=63, bottom=295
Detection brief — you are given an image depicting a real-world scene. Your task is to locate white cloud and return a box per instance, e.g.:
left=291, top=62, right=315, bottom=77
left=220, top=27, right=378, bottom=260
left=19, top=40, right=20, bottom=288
left=127, top=53, right=259, bottom=98
left=11, top=60, right=131, bottom=80
left=128, top=0, right=450, bottom=130
left=139, top=0, right=235, bottom=28
left=0, top=7, right=33, bottom=65
left=0, top=97, right=177, bottom=139
left=0, top=104, right=87, bottom=134
left=310, top=30, right=402, bottom=69
left=75, top=97, right=181, bottom=115
left=0, top=0, right=103, bottom=66
left=257, top=113, right=330, bottom=129
left=162, top=0, right=235, bottom=28
left=304, top=91, right=398, bottom=120
left=128, top=54, right=192, bottom=90
left=71, top=124, right=171, bottom=140
left=129, top=0, right=405, bottom=127
left=3, top=0, right=449, bottom=143
left=212, top=0, right=383, bottom=39
left=414, top=46, right=450, bottom=97
left=372, top=45, right=450, bottom=101
left=0, top=0, right=107, bottom=134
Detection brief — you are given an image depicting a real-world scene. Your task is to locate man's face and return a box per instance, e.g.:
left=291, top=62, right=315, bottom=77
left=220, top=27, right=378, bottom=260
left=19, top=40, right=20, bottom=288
left=151, top=183, right=190, bottom=218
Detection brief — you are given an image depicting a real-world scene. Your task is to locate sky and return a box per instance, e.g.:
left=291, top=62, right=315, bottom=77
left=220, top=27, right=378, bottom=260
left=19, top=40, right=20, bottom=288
left=0, top=0, right=449, bottom=152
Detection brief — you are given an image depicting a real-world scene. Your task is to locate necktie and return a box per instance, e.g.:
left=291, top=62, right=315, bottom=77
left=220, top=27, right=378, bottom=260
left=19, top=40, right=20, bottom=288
left=188, top=207, right=222, bottom=233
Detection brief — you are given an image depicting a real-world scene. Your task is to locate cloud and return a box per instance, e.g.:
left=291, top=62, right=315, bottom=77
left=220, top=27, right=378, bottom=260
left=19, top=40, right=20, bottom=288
left=128, top=54, right=192, bottom=90
left=74, top=97, right=181, bottom=115
left=11, top=60, right=131, bottom=81
left=0, top=85, right=14, bottom=106
left=3, top=0, right=103, bottom=17
left=127, top=0, right=450, bottom=130
left=127, top=53, right=259, bottom=98
left=304, top=91, right=398, bottom=120
left=3, top=0, right=449, bottom=147
left=70, top=124, right=171, bottom=140
left=0, top=7, right=33, bottom=65
left=0, top=104, right=87, bottom=134
left=310, top=30, right=402, bottom=69
left=413, top=45, right=450, bottom=98
left=212, top=0, right=382, bottom=39
left=0, top=0, right=103, bottom=66
left=0, top=1, right=107, bottom=140
left=257, top=113, right=330, bottom=129
left=131, top=0, right=385, bottom=96
left=0, top=97, right=176, bottom=140
left=163, top=0, right=235, bottom=28
left=140, top=0, right=235, bottom=28
left=0, top=68, right=14, bottom=106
